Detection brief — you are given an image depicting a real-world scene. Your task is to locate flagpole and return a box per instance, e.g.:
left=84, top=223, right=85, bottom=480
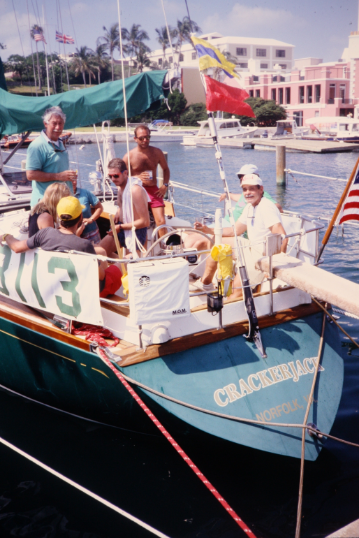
left=193, top=43, right=266, bottom=358
left=317, top=155, right=359, bottom=262
left=42, top=5, right=50, bottom=96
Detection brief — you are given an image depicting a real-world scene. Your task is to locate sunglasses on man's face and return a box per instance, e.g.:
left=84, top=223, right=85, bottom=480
left=108, top=174, right=121, bottom=179
left=136, top=135, right=151, bottom=141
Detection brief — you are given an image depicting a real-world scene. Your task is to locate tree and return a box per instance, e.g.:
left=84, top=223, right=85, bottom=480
left=175, top=16, right=201, bottom=58
left=134, top=44, right=151, bottom=73
left=149, top=89, right=187, bottom=124
left=30, top=24, right=43, bottom=90
left=97, top=24, right=119, bottom=82
left=155, top=26, right=177, bottom=64
left=70, top=46, right=95, bottom=87
left=7, top=55, right=28, bottom=85
left=92, top=44, right=110, bottom=84
left=180, top=102, right=207, bottom=126
left=121, top=24, right=150, bottom=59
left=231, top=97, right=286, bottom=126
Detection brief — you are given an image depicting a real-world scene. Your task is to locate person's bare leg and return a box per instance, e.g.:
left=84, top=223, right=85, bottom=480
left=226, top=273, right=244, bottom=301
left=99, top=234, right=116, bottom=257
left=151, top=206, right=166, bottom=238
left=94, top=245, right=107, bottom=256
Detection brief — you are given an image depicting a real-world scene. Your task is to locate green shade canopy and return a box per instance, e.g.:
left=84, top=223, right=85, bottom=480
left=0, top=58, right=7, bottom=92
left=0, top=70, right=167, bottom=135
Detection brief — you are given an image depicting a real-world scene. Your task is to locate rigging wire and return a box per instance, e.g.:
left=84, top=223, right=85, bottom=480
left=67, top=0, right=78, bottom=46
left=11, top=0, right=34, bottom=95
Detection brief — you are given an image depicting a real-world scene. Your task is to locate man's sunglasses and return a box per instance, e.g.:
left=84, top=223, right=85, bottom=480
left=49, top=142, right=66, bottom=153
left=136, top=135, right=151, bottom=141
left=108, top=174, right=121, bottom=179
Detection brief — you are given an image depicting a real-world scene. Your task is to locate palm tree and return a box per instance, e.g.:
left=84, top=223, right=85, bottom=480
left=70, top=46, right=95, bottom=87
left=135, top=44, right=151, bottom=73
left=155, top=26, right=177, bottom=64
left=7, top=55, right=28, bottom=86
left=92, top=44, right=110, bottom=84
left=30, top=24, right=43, bottom=90
left=121, top=24, right=150, bottom=59
left=175, top=16, right=201, bottom=59
left=97, top=24, right=119, bottom=81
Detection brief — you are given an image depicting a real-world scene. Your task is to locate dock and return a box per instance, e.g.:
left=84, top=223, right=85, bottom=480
left=184, top=137, right=359, bottom=153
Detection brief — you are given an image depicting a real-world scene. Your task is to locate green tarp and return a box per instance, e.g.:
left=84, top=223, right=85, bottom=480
left=0, top=70, right=167, bottom=135
left=0, top=58, right=7, bottom=92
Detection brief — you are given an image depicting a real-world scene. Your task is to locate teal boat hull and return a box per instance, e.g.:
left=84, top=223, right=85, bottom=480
left=0, top=310, right=343, bottom=460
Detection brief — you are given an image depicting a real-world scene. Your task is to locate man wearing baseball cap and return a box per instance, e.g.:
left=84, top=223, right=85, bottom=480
left=219, top=164, right=282, bottom=224
left=192, top=174, right=287, bottom=297
left=3, top=196, right=122, bottom=298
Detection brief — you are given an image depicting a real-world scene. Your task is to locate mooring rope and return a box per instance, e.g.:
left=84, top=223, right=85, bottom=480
left=98, top=349, right=257, bottom=538
left=0, top=436, right=171, bottom=538
left=332, top=307, right=359, bottom=321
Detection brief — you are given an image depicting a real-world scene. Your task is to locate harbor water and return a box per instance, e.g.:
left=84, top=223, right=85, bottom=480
left=0, top=142, right=358, bottom=538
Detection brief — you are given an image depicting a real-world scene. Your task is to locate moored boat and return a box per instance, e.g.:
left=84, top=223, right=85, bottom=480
left=183, top=117, right=258, bottom=146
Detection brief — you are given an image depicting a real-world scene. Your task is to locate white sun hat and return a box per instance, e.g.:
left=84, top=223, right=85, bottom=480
left=237, top=164, right=259, bottom=176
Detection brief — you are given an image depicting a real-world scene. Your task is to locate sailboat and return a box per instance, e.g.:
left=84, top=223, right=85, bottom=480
left=0, top=69, right=351, bottom=462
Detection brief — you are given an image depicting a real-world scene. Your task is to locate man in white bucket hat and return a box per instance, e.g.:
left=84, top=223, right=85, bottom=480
left=192, top=173, right=287, bottom=297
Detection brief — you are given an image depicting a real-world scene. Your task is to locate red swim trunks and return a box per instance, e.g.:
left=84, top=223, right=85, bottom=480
left=100, top=265, right=122, bottom=298
left=145, top=185, right=165, bottom=208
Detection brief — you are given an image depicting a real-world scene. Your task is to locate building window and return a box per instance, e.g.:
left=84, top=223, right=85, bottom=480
left=256, top=49, right=266, bottom=57
left=286, top=87, right=291, bottom=104
left=276, top=50, right=286, bottom=58
left=315, top=84, right=321, bottom=103
left=279, top=88, right=283, bottom=104
left=299, top=86, right=305, bottom=104
left=158, top=58, right=162, bottom=65
left=249, top=90, right=254, bottom=97
left=329, top=83, right=335, bottom=100
left=340, top=83, right=346, bottom=101
left=191, top=52, right=196, bottom=60
left=238, top=63, right=248, bottom=68
left=307, top=85, right=313, bottom=104
left=255, top=89, right=260, bottom=97
left=179, top=53, right=184, bottom=62
left=260, top=63, right=268, bottom=69
left=236, top=47, right=247, bottom=56
left=279, top=64, right=287, bottom=70
left=168, top=56, right=173, bottom=63
left=293, top=111, right=303, bottom=127
left=271, top=89, right=276, bottom=101
left=315, top=111, right=319, bottom=117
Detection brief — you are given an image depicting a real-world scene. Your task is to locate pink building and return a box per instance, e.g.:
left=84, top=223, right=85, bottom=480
left=243, top=31, right=359, bottom=126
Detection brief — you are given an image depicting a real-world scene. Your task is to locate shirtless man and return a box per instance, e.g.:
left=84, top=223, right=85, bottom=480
left=100, top=158, right=150, bottom=257
left=123, top=125, right=170, bottom=238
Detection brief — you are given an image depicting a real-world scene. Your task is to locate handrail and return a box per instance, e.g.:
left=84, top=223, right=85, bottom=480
left=285, top=169, right=347, bottom=183
left=170, top=180, right=222, bottom=198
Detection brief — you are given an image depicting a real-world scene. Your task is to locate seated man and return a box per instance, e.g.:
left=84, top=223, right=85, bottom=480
left=3, top=196, right=122, bottom=299
left=219, top=164, right=283, bottom=220
left=100, top=158, right=150, bottom=258
left=192, top=174, right=288, bottom=299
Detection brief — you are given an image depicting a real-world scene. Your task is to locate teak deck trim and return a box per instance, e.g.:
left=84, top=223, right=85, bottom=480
left=116, top=300, right=322, bottom=367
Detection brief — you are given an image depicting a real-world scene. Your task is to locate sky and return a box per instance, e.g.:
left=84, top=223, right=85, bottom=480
left=1, top=0, right=358, bottom=64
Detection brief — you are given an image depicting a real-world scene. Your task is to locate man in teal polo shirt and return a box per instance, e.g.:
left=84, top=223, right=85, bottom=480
left=26, top=106, right=75, bottom=207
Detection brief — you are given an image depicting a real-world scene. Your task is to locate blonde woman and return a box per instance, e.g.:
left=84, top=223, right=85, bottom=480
left=28, top=183, right=71, bottom=237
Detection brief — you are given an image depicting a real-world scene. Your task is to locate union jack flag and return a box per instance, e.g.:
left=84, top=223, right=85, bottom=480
left=34, top=31, right=46, bottom=44
left=56, top=31, right=75, bottom=45
left=338, top=164, right=359, bottom=224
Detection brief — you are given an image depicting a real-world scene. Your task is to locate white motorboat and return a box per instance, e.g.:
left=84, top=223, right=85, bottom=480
left=304, top=116, right=359, bottom=142
left=182, top=118, right=258, bottom=146
left=271, top=120, right=309, bottom=139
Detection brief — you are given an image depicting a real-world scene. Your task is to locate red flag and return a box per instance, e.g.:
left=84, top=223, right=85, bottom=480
left=204, top=75, right=255, bottom=118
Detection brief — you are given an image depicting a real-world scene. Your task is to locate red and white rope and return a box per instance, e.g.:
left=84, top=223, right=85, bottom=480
left=99, top=349, right=257, bottom=537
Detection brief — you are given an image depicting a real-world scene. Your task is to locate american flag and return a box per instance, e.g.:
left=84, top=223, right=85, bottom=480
left=34, top=31, right=46, bottom=44
left=338, top=164, right=359, bottom=224
left=56, top=31, right=75, bottom=45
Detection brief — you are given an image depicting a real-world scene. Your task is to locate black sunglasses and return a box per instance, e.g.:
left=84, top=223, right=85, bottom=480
left=108, top=174, right=121, bottom=179
left=49, top=141, right=66, bottom=153
left=137, top=135, right=151, bottom=141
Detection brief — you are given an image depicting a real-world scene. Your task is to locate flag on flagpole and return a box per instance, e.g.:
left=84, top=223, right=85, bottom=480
left=191, top=36, right=239, bottom=79
left=34, top=31, right=46, bottom=44
left=337, top=163, right=359, bottom=224
left=204, top=76, right=255, bottom=117
left=56, top=31, right=75, bottom=44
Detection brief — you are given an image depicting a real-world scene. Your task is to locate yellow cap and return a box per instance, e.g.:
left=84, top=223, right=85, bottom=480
left=57, top=196, right=85, bottom=220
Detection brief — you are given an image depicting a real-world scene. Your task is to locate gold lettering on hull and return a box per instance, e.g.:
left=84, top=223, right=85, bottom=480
left=255, top=398, right=305, bottom=423
left=213, top=358, right=325, bottom=408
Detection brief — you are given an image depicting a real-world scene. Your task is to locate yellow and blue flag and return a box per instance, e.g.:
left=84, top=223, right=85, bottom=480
left=191, top=36, right=239, bottom=79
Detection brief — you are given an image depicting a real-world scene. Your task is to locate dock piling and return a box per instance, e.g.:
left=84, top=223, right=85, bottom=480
left=276, top=145, right=286, bottom=186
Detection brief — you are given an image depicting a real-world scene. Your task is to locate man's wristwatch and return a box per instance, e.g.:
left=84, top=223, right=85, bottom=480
left=2, top=233, right=9, bottom=242
left=163, top=183, right=169, bottom=188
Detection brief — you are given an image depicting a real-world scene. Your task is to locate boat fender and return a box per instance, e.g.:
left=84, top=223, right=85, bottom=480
left=151, top=325, right=170, bottom=344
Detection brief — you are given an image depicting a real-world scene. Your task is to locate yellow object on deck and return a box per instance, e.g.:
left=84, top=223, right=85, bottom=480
left=211, top=244, right=234, bottom=296
left=122, top=273, right=129, bottom=298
